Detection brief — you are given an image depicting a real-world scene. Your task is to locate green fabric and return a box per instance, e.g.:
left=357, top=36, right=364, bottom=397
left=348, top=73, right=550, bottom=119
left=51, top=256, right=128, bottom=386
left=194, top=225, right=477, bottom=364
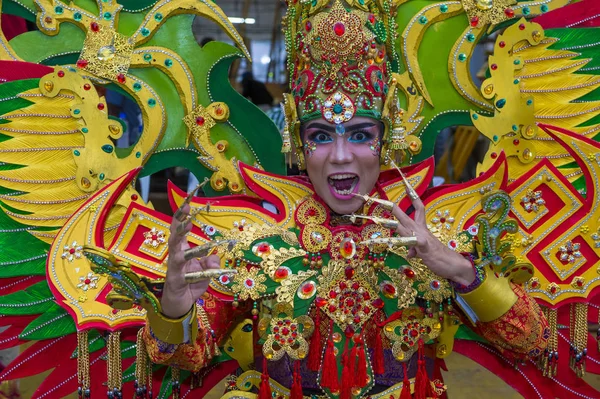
left=0, top=280, right=54, bottom=315
left=19, top=303, right=76, bottom=340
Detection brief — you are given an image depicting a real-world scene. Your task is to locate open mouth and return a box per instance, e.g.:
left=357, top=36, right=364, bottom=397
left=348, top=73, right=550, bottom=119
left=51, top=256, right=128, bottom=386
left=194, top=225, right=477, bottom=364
left=328, top=173, right=359, bottom=196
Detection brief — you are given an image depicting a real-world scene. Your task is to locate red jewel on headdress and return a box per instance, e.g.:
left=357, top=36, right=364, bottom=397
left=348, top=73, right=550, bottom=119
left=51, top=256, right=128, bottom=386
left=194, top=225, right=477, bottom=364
left=470, top=16, right=479, bottom=27
left=333, top=22, right=345, bottom=36
left=305, top=21, right=312, bottom=31
left=368, top=14, right=375, bottom=24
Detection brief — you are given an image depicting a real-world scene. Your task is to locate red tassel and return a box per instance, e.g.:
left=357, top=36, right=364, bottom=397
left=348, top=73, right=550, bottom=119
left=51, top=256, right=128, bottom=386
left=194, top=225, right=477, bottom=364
left=349, top=339, right=358, bottom=378
left=320, top=337, right=339, bottom=391
left=373, top=327, right=385, bottom=375
left=308, top=310, right=322, bottom=372
left=258, top=357, right=272, bottom=399
left=413, top=340, right=429, bottom=399
left=340, top=339, right=352, bottom=399
left=290, top=361, right=303, bottom=399
left=399, top=362, right=412, bottom=399
left=356, top=338, right=368, bottom=388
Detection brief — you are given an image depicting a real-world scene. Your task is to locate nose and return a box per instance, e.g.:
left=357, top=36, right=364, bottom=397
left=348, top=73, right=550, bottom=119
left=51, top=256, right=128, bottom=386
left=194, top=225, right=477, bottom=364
left=329, top=136, right=353, bottom=164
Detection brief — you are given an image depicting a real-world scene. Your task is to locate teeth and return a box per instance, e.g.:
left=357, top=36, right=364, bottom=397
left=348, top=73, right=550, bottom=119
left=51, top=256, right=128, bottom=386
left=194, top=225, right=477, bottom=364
left=329, top=174, right=357, bottom=180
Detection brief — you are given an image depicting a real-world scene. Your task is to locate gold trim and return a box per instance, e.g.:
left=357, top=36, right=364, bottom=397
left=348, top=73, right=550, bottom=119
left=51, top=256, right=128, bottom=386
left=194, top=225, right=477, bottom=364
left=457, top=270, right=517, bottom=322
left=146, top=305, right=199, bottom=345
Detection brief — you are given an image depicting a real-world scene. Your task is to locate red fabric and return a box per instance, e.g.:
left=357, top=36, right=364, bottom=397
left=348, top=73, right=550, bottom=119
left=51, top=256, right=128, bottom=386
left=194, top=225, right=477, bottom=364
left=0, top=61, right=53, bottom=82
left=0, top=14, right=27, bottom=41
left=339, top=340, right=352, bottom=399
left=320, top=336, right=339, bottom=391
left=534, top=0, right=600, bottom=28
left=307, top=309, right=322, bottom=371
left=258, top=357, right=272, bottom=399
left=372, top=326, right=385, bottom=375
left=356, top=339, right=368, bottom=388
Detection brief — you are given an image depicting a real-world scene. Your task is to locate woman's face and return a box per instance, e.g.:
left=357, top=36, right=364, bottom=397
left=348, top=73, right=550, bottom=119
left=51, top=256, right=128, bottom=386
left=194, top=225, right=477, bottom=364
left=302, top=117, right=382, bottom=215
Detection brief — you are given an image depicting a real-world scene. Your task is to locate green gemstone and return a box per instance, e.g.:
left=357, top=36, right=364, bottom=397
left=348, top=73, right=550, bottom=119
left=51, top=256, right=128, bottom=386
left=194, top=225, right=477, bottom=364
left=466, top=33, right=475, bottom=42
left=419, top=16, right=428, bottom=24
left=358, top=0, right=365, bottom=4
left=333, top=104, right=343, bottom=114
left=133, top=82, right=142, bottom=91
left=55, top=6, right=63, bottom=14
left=527, top=99, right=533, bottom=106
left=143, top=54, right=152, bottom=62
left=101, top=144, right=114, bottom=154
left=148, top=98, right=156, bottom=107
left=514, top=59, right=521, bottom=65
left=103, top=12, right=112, bottom=20
left=311, top=0, right=317, bottom=6
left=141, top=28, right=150, bottom=37
left=514, top=79, right=520, bottom=84
left=472, top=113, right=479, bottom=120
left=522, top=7, right=531, bottom=15
left=73, top=109, right=81, bottom=115
left=512, top=125, right=518, bottom=132
left=164, top=59, right=173, bottom=67
left=74, top=150, right=80, bottom=156
left=496, top=98, right=506, bottom=108
left=81, top=127, right=88, bottom=133
left=440, top=4, right=448, bottom=12
left=458, top=53, right=467, bottom=62
left=73, top=12, right=82, bottom=21
left=136, top=151, right=141, bottom=158
left=154, top=13, right=163, bottom=21
left=99, top=173, right=105, bottom=180
left=493, top=135, right=498, bottom=142
left=541, top=4, right=549, bottom=12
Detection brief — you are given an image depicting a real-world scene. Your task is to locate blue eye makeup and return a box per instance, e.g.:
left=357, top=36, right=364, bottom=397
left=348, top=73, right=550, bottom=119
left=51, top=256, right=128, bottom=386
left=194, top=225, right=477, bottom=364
left=309, top=131, right=333, bottom=143
left=348, top=131, right=374, bottom=143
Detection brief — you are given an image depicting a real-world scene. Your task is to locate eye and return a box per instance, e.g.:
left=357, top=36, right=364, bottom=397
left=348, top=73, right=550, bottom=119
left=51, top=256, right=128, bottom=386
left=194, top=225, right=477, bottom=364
left=348, top=131, right=372, bottom=143
left=310, top=131, right=333, bottom=143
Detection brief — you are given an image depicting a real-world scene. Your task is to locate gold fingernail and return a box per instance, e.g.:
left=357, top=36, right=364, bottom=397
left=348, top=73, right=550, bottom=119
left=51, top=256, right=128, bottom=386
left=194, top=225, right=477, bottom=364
left=390, top=160, right=419, bottom=201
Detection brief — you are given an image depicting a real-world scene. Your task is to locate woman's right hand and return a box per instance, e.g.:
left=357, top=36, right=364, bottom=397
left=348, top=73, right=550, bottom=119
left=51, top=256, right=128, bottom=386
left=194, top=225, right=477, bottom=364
left=161, top=203, right=221, bottom=319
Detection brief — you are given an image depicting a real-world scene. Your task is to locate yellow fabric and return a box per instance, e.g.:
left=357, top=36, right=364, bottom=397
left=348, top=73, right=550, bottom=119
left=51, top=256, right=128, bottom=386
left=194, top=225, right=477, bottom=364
left=146, top=305, right=199, bottom=345
left=458, top=270, right=517, bottom=323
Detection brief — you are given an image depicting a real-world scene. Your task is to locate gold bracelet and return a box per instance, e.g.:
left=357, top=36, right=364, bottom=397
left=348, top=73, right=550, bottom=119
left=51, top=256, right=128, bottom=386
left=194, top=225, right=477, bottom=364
left=146, top=305, right=199, bottom=345
left=456, top=269, right=517, bottom=323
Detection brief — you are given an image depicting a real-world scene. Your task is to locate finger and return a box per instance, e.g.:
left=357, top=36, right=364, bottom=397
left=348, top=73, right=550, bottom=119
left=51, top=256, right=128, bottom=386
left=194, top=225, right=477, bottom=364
left=411, top=197, right=427, bottom=226
left=391, top=204, right=417, bottom=230
left=394, top=223, right=412, bottom=237
left=204, top=255, right=222, bottom=270
left=407, top=247, right=417, bottom=258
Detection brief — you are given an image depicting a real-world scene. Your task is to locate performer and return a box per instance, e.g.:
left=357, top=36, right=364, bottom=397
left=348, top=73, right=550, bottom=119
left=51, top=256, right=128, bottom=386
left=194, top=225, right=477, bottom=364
left=143, top=4, right=548, bottom=396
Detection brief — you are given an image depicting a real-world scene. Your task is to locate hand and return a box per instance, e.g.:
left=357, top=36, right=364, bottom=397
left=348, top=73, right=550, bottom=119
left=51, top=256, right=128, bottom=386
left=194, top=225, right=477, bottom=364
left=161, top=203, right=221, bottom=318
left=391, top=193, right=475, bottom=286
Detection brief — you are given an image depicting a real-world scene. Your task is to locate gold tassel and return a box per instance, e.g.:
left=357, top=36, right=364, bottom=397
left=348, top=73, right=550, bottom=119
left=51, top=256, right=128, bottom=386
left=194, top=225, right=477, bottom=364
left=107, top=331, right=123, bottom=397
left=172, top=367, right=181, bottom=399
left=570, top=303, right=587, bottom=378
left=540, top=307, right=558, bottom=377
left=135, top=328, right=149, bottom=398
left=77, top=331, right=90, bottom=398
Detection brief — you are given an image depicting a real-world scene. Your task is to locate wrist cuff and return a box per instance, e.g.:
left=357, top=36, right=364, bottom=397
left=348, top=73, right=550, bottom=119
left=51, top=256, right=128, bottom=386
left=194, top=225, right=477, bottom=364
left=456, top=269, right=517, bottom=323
left=147, top=305, right=199, bottom=345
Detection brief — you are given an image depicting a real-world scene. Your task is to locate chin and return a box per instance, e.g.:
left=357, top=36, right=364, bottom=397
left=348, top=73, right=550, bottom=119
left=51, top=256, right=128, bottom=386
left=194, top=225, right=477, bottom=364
left=326, top=198, right=363, bottom=215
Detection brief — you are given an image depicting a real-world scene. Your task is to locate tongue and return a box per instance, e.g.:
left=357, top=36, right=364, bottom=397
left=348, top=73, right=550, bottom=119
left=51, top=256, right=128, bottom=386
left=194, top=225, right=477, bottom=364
left=332, top=178, right=355, bottom=191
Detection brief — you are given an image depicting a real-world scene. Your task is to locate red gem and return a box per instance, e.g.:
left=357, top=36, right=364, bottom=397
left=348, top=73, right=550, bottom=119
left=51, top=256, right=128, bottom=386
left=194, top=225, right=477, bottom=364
left=277, top=321, right=283, bottom=326
left=363, top=306, right=371, bottom=314
left=343, top=241, right=353, bottom=252
left=372, top=298, right=384, bottom=309
left=151, top=234, right=158, bottom=241
left=499, top=41, right=506, bottom=48
left=196, top=116, right=205, bottom=126
left=301, top=283, right=314, bottom=295
left=505, top=8, right=515, bottom=18
left=112, top=309, right=119, bottom=314
left=333, top=22, right=345, bottom=36
left=403, top=268, right=415, bottom=278
left=329, top=290, right=338, bottom=298
left=274, top=267, right=289, bottom=280
left=470, top=16, right=479, bottom=27
left=57, top=70, right=65, bottom=78
left=288, top=338, right=294, bottom=344
left=346, top=299, right=355, bottom=307
left=245, top=279, right=253, bottom=287
left=215, top=107, right=224, bottom=116
left=131, top=194, right=138, bottom=200
left=45, top=16, right=53, bottom=23
left=351, top=282, right=359, bottom=290
left=117, top=74, right=126, bottom=83
left=339, top=281, right=347, bottom=290
left=491, top=152, right=497, bottom=159
left=83, top=83, right=91, bottom=90
left=282, top=327, right=290, bottom=336
left=97, top=103, right=105, bottom=110
left=305, top=21, right=312, bottom=31
left=291, top=324, right=297, bottom=331
left=519, top=23, right=526, bottom=30
left=354, top=316, right=361, bottom=324
left=410, top=330, right=418, bottom=337
left=440, top=217, right=446, bottom=223
left=91, top=22, right=100, bottom=32
left=345, top=266, right=357, bottom=279
left=69, top=248, right=76, bottom=254
left=513, top=139, right=520, bottom=145
left=76, top=59, right=88, bottom=68
left=362, top=292, right=370, bottom=301
left=292, top=331, right=298, bottom=338
left=368, top=14, right=375, bottom=24
left=550, top=286, right=557, bottom=293
left=403, top=336, right=409, bottom=342
left=382, top=283, right=396, bottom=296
left=258, top=243, right=270, bottom=253
left=491, top=64, right=498, bottom=70
left=84, top=278, right=91, bottom=284
left=432, top=280, right=440, bottom=289
left=576, top=280, right=583, bottom=287
left=329, top=304, right=337, bottom=313
left=307, top=208, right=316, bottom=216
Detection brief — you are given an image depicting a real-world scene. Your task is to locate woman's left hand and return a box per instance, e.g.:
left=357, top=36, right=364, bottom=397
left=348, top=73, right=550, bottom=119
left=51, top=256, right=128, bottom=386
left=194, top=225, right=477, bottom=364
left=391, top=194, right=476, bottom=286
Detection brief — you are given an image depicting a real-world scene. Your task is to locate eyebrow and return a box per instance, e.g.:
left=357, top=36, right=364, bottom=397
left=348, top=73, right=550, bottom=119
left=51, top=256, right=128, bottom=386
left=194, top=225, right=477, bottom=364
left=304, top=122, right=377, bottom=132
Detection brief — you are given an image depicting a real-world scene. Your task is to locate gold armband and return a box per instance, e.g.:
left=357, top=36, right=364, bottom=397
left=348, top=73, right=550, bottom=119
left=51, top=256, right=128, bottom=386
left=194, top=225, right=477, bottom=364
left=147, top=305, right=199, bottom=345
left=456, top=270, right=517, bottom=323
